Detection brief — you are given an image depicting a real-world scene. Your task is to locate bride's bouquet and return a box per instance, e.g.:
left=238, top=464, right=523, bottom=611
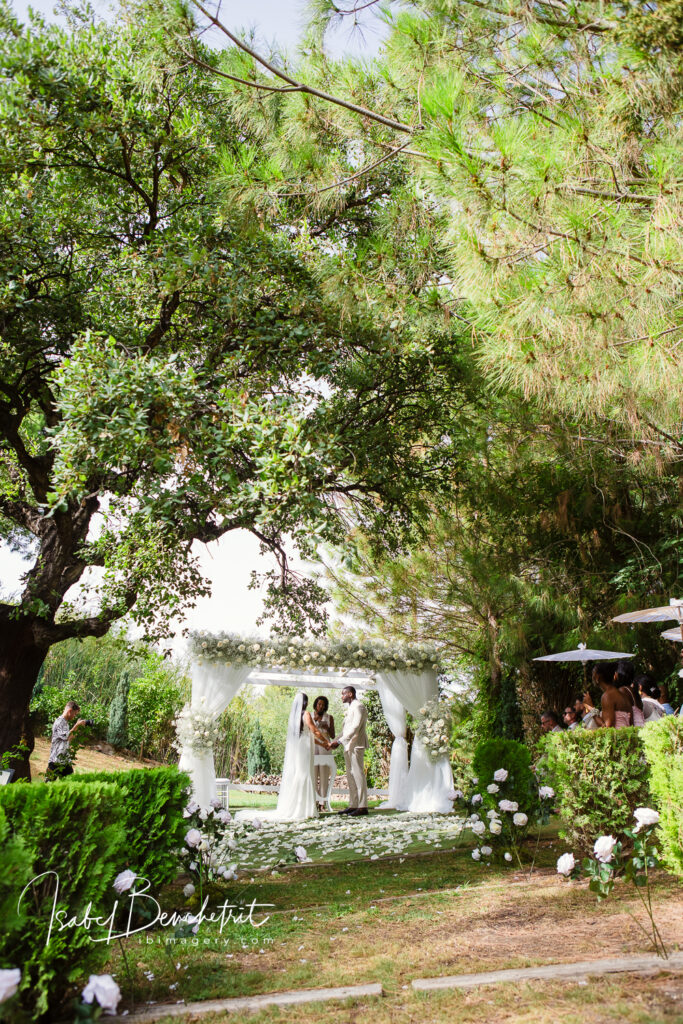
left=173, top=702, right=221, bottom=755
left=415, top=696, right=452, bottom=762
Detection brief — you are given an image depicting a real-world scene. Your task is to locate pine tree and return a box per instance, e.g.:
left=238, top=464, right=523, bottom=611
left=107, top=670, right=131, bottom=749
left=247, top=721, right=271, bottom=778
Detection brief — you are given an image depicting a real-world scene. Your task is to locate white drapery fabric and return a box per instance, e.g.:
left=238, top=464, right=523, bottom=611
left=378, top=669, right=454, bottom=814
left=376, top=678, right=409, bottom=810
left=178, top=661, right=251, bottom=808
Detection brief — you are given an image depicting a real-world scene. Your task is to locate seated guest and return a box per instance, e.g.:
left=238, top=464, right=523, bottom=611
left=657, top=684, right=675, bottom=716
left=575, top=694, right=599, bottom=730
left=615, top=659, right=645, bottom=726
left=540, top=710, right=562, bottom=733
left=563, top=706, right=581, bottom=730
left=636, top=676, right=667, bottom=722
left=584, top=662, right=633, bottom=728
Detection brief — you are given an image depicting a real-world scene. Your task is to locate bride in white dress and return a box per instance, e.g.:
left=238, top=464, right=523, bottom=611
left=237, top=692, right=330, bottom=822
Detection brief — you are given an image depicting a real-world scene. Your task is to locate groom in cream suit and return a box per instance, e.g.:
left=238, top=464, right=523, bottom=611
left=330, top=686, right=368, bottom=816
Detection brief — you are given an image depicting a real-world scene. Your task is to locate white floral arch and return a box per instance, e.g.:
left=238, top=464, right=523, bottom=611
left=179, top=632, right=454, bottom=816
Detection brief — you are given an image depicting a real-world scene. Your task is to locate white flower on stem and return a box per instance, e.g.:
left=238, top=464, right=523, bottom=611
left=471, top=848, right=481, bottom=861
left=593, top=835, right=617, bottom=863
left=81, top=975, right=121, bottom=1015
left=633, top=807, right=660, bottom=832
left=498, top=799, right=518, bottom=813
left=480, top=845, right=493, bottom=857
left=199, top=841, right=210, bottom=853
left=486, top=809, right=500, bottom=819
left=556, top=852, right=576, bottom=876
left=252, top=818, right=262, bottom=830
left=489, top=819, right=502, bottom=835
left=504, top=852, right=512, bottom=862
left=0, top=969, right=20, bottom=1005
left=471, top=776, right=479, bottom=785
left=472, top=821, right=486, bottom=836
left=493, top=769, right=508, bottom=782
left=217, top=810, right=232, bottom=825
left=295, top=845, right=308, bottom=862
left=539, top=786, right=555, bottom=800
left=183, top=883, right=195, bottom=898
left=185, top=829, right=202, bottom=848
left=112, top=869, right=137, bottom=894
left=188, top=861, right=197, bottom=871
left=471, top=793, right=483, bottom=805
left=210, top=798, right=223, bottom=810
left=450, top=789, right=464, bottom=800
left=487, top=783, right=499, bottom=794
left=513, top=812, right=528, bottom=827
left=183, top=801, right=200, bottom=818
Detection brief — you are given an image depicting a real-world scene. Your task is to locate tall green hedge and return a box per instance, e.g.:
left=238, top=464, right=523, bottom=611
left=0, top=780, right=126, bottom=1020
left=640, top=716, right=683, bottom=877
left=541, top=728, right=651, bottom=854
left=67, top=766, right=191, bottom=886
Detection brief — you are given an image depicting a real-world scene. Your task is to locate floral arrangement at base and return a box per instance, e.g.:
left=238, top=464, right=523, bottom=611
left=415, top=696, right=452, bottom=762
left=173, top=701, right=222, bottom=755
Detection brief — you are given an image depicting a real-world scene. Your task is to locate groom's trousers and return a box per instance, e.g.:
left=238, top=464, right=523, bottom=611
left=344, top=745, right=368, bottom=809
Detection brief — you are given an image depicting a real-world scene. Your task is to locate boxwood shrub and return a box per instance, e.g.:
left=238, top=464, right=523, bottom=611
left=640, top=716, right=683, bottom=877
left=67, top=765, right=191, bottom=886
left=0, top=779, right=125, bottom=1020
left=541, top=727, right=650, bottom=854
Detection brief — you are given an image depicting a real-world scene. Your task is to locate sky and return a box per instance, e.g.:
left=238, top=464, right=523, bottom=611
left=1, top=0, right=385, bottom=655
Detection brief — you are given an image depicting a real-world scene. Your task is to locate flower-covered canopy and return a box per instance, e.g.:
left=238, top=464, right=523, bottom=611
left=189, top=631, right=442, bottom=676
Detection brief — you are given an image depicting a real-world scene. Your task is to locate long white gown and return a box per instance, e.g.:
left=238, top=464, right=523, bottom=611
left=236, top=693, right=318, bottom=822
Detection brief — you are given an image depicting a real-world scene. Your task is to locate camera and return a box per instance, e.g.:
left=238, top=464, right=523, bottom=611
left=83, top=719, right=95, bottom=727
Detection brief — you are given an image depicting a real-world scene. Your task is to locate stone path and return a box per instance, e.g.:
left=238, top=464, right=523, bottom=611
left=412, top=952, right=683, bottom=992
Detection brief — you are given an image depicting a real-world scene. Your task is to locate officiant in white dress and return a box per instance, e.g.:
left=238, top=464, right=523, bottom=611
left=330, top=686, right=368, bottom=816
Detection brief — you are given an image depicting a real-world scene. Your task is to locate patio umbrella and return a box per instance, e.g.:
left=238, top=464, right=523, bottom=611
left=533, top=644, right=634, bottom=684
left=661, top=627, right=683, bottom=643
left=612, top=598, right=683, bottom=642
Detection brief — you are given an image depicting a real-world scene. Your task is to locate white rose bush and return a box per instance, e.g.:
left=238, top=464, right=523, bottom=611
left=556, top=808, right=667, bottom=958
left=173, top=705, right=222, bottom=756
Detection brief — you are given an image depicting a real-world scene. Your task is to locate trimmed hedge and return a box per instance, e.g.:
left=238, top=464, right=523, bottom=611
left=640, top=716, right=683, bottom=877
left=541, top=728, right=650, bottom=854
left=0, top=779, right=126, bottom=1020
left=67, top=766, right=191, bottom=886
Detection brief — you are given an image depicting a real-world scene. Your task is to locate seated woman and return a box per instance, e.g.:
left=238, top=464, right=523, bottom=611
left=583, top=662, right=634, bottom=728
left=637, top=675, right=667, bottom=722
left=615, top=659, right=645, bottom=727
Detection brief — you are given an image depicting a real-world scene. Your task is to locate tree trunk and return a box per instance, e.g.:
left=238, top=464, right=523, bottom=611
left=0, top=619, right=49, bottom=781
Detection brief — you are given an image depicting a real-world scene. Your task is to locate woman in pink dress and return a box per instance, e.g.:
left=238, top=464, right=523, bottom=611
left=584, top=662, right=634, bottom=728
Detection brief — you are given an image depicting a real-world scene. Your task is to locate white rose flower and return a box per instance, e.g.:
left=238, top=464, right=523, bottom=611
left=199, top=840, right=210, bottom=853
left=217, top=810, right=232, bottom=825
left=471, top=848, right=481, bottom=861
left=489, top=819, right=502, bottom=835
left=472, top=821, right=486, bottom=836
left=185, top=829, right=202, bottom=848
left=450, top=790, right=464, bottom=800
left=480, top=845, right=493, bottom=857
left=487, top=783, right=499, bottom=794
left=184, top=801, right=200, bottom=818
left=539, top=786, right=555, bottom=800
left=504, top=852, right=513, bottom=862
left=210, top=798, right=223, bottom=810
left=593, top=835, right=617, bottom=863
left=486, top=809, right=500, bottom=819
left=81, top=974, right=121, bottom=1015
left=556, top=852, right=576, bottom=876
left=513, top=812, right=528, bottom=827
left=112, top=869, right=137, bottom=894
left=498, top=799, right=518, bottom=813
left=493, top=769, right=508, bottom=782
left=633, top=807, right=660, bottom=832
left=252, top=818, right=262, bottom=830
left=471, top=776, right=479, bottom=785
left=471, top=793, right=483, bottom=805
left=295, top=845, right=308, bottom=862
left=183, top=883, right=195, bottom=898
left=0, top=969, right=20, bottom=1005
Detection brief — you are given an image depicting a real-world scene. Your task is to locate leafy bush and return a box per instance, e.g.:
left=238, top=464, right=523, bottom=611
left=640, top=716, right=683, bottom=877
left=30, top=684, right=108, bottom=739
left=472, top=737, right=539, bottom=819
left=127, top=664, right=187, bottom=760
left=247, top=721, right=271, bottom=777
left=67, top=766, right=191, bottom=886
left=0, top=780, right=126, bottom=1020
left=541, top=728, right=650, bottom=854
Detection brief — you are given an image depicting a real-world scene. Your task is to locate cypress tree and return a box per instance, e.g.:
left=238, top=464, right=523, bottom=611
left=247, top=721, right=271, bottom=778
left=107, top=670, right=131, bottom=749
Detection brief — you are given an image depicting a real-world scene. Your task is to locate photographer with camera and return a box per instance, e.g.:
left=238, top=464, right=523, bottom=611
left=47, top=700, right=89, bottom=779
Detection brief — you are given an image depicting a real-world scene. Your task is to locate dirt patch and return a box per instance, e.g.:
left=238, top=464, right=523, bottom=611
left=30, top=736, right=160, bottom=778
